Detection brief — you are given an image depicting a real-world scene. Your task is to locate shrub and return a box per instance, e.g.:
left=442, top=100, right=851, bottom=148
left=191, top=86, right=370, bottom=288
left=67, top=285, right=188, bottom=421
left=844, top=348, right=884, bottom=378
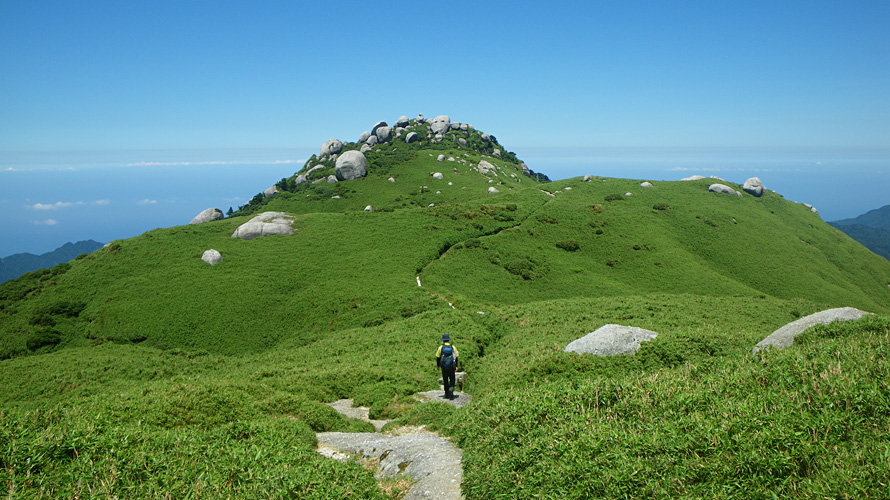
left=604, top=194, right=625, bottom=202
left=652, top=202, right=670, bottom=210
left=26, top=328, right=61, bottom=351
left=465, top=238, right=483, bottom=249
left=555, top=240, right=580, bottom=252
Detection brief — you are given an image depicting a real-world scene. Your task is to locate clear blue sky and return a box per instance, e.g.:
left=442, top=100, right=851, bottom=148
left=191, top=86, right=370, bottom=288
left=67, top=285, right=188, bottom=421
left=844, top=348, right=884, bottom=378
left=1, top=1, right=889, bottom=256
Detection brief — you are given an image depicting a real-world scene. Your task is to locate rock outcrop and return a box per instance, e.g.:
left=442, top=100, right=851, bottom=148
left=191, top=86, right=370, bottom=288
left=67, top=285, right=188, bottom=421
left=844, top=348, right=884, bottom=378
left=681, top=175, right=705, bottom=181
left=743, top=177, right=764, bottom=197
left=375, top=126, right=392, bottom=143
left=231, top=212, right=295, bottom=240
left=189, top=208, right=223, bottom=225
left=564, top=324, right=659, bottom=356
left=752, top=307, right=872, bottom=353
left=431, top=115, right=451, bottom=135
left=335, top=150, right=368, bottom=181
left=201, top=249, right=222, bottom=265
left=317, top=432, right=462, bottom=500
left=708, top=183, right=742, bottom=196
left=320, top=139, right=342, bottom=156
left=640, top=181, right=654, bottom=188
left=477, top=160, right=496, bottom=175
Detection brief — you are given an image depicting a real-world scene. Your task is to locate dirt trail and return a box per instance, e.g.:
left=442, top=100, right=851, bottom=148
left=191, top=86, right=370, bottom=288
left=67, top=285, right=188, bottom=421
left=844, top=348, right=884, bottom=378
left=318, top=391, right=471, bottom=499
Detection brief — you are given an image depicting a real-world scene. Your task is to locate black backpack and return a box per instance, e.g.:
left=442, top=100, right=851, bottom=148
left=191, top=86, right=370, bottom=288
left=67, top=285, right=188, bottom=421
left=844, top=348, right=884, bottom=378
left=441, top=344, right=455, bottom=369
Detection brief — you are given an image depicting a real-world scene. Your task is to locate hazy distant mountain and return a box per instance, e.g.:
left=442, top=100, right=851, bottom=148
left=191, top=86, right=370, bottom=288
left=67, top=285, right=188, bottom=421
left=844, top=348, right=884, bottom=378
left=0, top=240, right=105, bottom=283
left=831, top=205, right=890, bottom=230
left=830, top=205, right=890, bottom=261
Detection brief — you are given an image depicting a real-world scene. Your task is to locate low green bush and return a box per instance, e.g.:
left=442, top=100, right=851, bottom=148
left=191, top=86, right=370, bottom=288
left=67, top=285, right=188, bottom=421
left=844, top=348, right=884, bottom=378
left=26, top=328, right=61, bottom=351
left=555, top=240, right=580, bottom=252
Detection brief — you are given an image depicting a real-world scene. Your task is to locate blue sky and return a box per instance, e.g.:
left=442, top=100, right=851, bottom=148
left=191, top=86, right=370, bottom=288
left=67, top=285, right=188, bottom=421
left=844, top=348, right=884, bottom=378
left=1, top=1, right=888, bottom=256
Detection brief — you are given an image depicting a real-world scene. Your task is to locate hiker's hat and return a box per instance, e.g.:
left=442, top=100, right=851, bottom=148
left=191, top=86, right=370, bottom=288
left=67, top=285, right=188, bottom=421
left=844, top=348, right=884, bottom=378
left=441, top=334, right=450, bottom=342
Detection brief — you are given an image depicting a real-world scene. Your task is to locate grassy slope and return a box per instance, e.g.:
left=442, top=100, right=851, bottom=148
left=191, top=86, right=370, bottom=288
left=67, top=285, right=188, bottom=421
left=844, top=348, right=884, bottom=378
left=2, top=121, right=890, bottom=497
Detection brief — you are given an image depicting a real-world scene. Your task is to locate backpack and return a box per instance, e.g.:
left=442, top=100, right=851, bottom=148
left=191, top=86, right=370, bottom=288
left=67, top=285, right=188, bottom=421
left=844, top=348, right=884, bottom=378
left=441, top=344, right=455, bottom=369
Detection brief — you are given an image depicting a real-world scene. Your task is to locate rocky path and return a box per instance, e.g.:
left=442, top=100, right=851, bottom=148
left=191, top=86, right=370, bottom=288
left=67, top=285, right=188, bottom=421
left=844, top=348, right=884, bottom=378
left=318, top=391, right=470, bottom=499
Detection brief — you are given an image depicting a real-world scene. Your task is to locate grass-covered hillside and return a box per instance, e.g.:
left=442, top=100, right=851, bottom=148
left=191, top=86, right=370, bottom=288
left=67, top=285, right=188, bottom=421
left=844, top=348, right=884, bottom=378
left=2, top=115, right=889, bottom=498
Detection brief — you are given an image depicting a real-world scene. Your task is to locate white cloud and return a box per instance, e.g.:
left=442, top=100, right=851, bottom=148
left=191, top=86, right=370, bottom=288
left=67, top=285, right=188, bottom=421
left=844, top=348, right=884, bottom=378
left=93, top=199, right=110, bottom=206
left=137, top=199, right=158, bottom=205
left=31, top=201, right=83, bottom=210
left=32, top=219, right=58, bottom=226
left=3, top=167, right=20, bottom=172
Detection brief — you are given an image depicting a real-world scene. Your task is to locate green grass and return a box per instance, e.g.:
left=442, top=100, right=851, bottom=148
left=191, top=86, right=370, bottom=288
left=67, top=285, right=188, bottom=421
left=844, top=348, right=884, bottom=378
left=2, top=121, right=890, bottom=497
left=447, top=314, right=890, bottom=499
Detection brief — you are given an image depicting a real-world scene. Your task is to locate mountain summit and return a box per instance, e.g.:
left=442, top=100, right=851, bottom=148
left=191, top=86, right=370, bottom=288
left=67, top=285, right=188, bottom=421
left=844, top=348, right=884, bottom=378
left=2, top=115, right=890, bottom=498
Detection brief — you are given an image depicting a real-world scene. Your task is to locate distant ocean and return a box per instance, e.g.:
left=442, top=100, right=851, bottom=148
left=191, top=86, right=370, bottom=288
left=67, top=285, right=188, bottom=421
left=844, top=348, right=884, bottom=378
left=1, top=147, right=887, bottom=257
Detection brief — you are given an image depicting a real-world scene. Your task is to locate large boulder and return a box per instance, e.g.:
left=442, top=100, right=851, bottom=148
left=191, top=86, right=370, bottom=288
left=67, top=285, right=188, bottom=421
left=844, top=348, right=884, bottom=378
left=190, top=208, right=223, bottom=225
left=752, top=307, right=872, bottom=353
left=395, top=116, right=410, bottom=127
left=708, top=183, right=741, bottom=196
left=231, top=212, right=295, bottom=240
left=371, top=121, right=387, bottom=135
left=366, top=135, right=378, bottom=147
left=640, top=181, right=654, bottom=188
left=564, top=324, right=659, bottom=356
left=335, top=150, right=368, bottom=181
left=430, top=115, right=451, bottom=134
left=477, top=160, right=496, bottom=175
left=320, top=139, right=342, bottom=156
left=201, top=249, right=223, bottom=265
left=375, top=126, right=392, bottom=143
left=405, top=132, right=418, bottom=143
left=358, top=131, right=370, bottom=143
left=488, top=187, right=499, bottom=194
left=263, top=186, right=279, bottom=197
left=743, top=177, right=764, bottom=197
left=681, top=175, right=705, bottom=181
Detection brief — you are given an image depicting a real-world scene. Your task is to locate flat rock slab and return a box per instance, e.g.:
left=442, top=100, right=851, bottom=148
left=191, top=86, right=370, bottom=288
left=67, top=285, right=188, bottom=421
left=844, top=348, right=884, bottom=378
left=752, top=307, right=872, bottom=353
left=327, top=399, right=391, bottom=431
left=415, top=390, right=472, bottom=409
left=317, top=432, right=462, bottom=500
left=564, top=324, right=659, bottom=356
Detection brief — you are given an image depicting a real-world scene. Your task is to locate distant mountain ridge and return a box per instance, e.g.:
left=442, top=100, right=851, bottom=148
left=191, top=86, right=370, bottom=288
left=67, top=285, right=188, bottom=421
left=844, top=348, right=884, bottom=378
left=0, top=240, right=105, bottom=283
left=831, top=205, right=890, bottom=230
left=830, top=205, right=890, bottom=261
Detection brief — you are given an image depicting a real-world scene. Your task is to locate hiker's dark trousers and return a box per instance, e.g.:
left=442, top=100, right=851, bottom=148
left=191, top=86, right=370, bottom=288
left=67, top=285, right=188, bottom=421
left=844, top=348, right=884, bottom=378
left=442, top=367, right=456, bottom=393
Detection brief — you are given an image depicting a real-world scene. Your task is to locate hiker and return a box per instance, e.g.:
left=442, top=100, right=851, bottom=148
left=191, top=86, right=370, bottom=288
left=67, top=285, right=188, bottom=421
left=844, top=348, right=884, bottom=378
left=436, top=334, right=459, bottom=399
